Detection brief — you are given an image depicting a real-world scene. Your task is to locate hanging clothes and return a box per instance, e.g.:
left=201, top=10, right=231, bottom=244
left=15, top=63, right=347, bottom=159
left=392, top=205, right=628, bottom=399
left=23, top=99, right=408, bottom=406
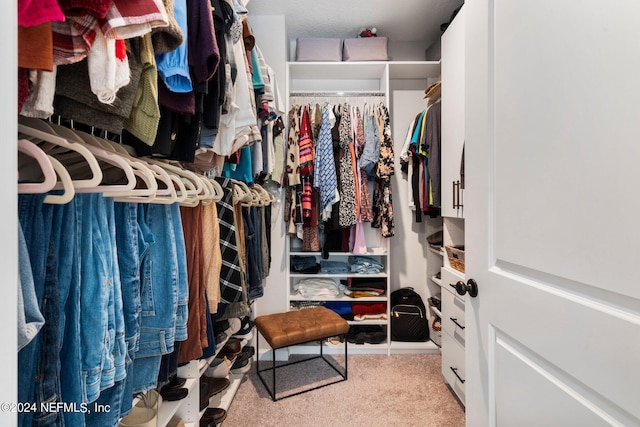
left=372, top=104, right=395, bottom=237
left=314, top=103, right=340, bottom=221
left=338, top=103, right=358, bottom=228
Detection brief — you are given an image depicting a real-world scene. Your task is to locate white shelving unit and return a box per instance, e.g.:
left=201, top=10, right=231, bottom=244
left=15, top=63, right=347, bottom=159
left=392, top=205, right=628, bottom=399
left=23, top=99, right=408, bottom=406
left=287, top=245, right=391, bottom=355
left=285, top=60, right=443, bottom=356
left=439, top=6, right=466, bottom=406
left=141, top=335, right=250, bottom=426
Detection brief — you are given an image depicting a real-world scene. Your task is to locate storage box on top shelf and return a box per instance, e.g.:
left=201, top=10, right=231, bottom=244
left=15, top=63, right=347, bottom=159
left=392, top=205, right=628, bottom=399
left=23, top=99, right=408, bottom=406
left=342, top=37, right=389, bottom=61
left=295, top=38, right=342, bottom=62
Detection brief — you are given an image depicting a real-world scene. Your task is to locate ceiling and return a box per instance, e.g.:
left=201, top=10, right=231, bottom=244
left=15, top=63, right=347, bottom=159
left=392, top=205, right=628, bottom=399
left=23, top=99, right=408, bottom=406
left=246, top=0, right=464, bottom=52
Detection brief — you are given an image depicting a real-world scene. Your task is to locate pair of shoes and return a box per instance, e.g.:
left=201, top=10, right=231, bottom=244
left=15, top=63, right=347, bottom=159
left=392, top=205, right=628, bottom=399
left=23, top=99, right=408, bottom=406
left=200, top=408, right=227, bottom=426
left=346, top=326, right=387, bottom=345
left=230, top=351, right=251, bottom=375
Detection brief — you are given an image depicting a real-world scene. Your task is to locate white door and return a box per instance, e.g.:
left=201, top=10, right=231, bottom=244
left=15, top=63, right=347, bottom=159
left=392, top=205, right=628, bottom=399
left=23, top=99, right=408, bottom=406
left=465, top=1, right=640, bottom=426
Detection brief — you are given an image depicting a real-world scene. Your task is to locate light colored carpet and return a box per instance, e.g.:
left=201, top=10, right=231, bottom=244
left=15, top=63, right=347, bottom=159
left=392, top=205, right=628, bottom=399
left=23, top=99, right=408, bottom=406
left=224, top=354, right=465, bottom=427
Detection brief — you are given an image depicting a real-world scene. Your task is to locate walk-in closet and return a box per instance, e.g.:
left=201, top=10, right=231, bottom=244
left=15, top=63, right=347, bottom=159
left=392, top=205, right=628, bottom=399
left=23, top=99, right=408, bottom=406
left=7, top=0, right=640, bottom=426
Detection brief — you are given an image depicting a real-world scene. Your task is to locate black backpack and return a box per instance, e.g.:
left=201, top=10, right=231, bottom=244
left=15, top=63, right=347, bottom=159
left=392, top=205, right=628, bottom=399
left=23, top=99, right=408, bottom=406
left=390, top=287, right=430, bottom=342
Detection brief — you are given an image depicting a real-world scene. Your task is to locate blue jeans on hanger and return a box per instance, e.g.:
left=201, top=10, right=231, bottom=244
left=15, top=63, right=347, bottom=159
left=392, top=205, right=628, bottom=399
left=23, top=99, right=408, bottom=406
left=17, top=224, right=44, bottom=352
left=114, top=202, right=153, bottom=416
left=132, top=203, right=180, bottom=393
left=244, top=207, right=263, bottom=300
left=17, top=194, right=55, bottom=427
left=49, top=199, right=86, bottom=427
left=76, top=194, right=121, bottom=404
left=170, top=203, right=189, bottom=343
left=31, top=239, right=63, bottom=427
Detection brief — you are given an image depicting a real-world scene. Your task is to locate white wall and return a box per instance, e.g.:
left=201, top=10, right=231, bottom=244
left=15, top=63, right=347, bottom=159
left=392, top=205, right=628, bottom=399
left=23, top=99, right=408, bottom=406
left=247, top=16, right=289, bottom=319
left=4, top=0, right=18, bottom=424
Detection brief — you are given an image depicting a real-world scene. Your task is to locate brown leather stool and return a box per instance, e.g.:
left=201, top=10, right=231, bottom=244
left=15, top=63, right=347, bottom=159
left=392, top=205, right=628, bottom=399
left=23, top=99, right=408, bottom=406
left=254, top=306, right=350, bottom=401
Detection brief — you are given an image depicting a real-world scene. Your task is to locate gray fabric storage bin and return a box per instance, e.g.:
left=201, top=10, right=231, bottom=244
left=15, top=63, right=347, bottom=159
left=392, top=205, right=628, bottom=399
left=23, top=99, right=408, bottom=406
left=342, top=37, right=389, bottom=61
left=296, top=38, right=342, bottom=62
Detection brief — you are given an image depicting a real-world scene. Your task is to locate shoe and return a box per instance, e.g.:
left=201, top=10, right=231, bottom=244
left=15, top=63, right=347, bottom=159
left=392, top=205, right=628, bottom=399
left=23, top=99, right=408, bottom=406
left=427, top=230, right=443, bottom=246
left=166, top=415, right=186, bottom=427
left=203, top=407, right=227, bottom=424
left=230, top=352, right=251, bottom=374
left=206, top=356, right=232, bottom=378
left=159, top=386, right=188, bottom=402
left=366, top=331, right=387, bottom=344
left=199, top=380, right=211, bottom=411
left=201, top=376, right=230, bottom=397
left=241, top=345, right=255, bottom=357
left=161, top=374, right=186, bottom=391
left=220, top=338, right=242, bottom=356
left=135, top=389, right=162, bottom=412
left=231, top=316, right=254, bottom=341
left=227, top=317, right=242, bottom=335
left=119, top=406, right=156, bottom=427
left=199, top=414, right=218, bottom=427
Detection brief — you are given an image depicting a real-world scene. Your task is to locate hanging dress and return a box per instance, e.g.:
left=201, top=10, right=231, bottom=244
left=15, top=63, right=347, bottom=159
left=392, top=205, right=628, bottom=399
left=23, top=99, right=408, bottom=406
left=338, top=103, right=357, bottom=228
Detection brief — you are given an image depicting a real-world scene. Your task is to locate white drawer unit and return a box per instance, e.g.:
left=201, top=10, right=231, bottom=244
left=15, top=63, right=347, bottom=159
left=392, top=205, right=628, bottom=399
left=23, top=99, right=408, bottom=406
left=441, top=285, right=465, bottom=345
left=440, top=266, right=465, bottom=405
left=441, top=330, right=466, bottom=404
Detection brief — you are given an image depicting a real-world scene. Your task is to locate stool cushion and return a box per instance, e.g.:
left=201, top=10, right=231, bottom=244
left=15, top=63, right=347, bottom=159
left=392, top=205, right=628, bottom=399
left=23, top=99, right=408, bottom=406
left=254, top=307, right=350, bottom=349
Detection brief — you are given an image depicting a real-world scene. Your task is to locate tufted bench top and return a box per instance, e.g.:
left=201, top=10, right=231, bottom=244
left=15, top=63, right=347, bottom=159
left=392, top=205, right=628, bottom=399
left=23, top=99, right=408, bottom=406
left=254, top=306, right=350, bottom=349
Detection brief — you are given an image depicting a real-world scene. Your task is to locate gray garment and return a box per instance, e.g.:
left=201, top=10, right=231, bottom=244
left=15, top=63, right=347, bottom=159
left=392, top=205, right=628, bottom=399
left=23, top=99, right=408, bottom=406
left=423, top=101, right=442, bottom=207
left=54, top=40, right=144, bottom=134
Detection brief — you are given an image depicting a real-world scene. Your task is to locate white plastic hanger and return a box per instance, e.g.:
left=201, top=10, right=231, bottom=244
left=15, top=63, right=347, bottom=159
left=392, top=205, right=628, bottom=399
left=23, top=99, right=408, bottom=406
left=143, top=158, right=205, bottom=206
left=95, top=138, right=175, bottom=199
left=169, top=174, right=189, bottom=204
left=47, top=124, right=140, bottom=194
left=18, top=117, right=103, bottom=190
left=253, top=183, right=272, bottom=206
left=17, top=139, right=57, bottom=194
left=43, top=156, right=75, bottom=204
left=208, top=178, right=224, bottom=201
left=228, top=178, right=253, bottom=206
left=62, top=128, right=159, bottom=198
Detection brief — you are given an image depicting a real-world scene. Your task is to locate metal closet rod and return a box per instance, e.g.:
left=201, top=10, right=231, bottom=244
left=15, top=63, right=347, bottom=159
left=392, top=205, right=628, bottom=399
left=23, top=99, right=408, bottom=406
left=289, top=92, right=386, bottom=97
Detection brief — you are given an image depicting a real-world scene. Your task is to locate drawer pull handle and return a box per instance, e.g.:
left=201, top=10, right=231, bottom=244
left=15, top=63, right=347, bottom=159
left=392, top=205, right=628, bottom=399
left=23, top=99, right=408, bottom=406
left=450, top=367, right=465, bottom=383
left=450, top=317, right=465, bottom=330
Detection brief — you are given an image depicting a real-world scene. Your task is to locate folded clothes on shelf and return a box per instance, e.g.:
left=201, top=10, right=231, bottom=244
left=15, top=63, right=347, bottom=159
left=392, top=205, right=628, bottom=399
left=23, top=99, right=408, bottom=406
left=324, top=301, right=353, bottom=315
left=320, top=260, right=350, bottom=274
left=291, top=255, right=319, bottom=272
left=343, top=277, right=387, bottom=293
left=294, top=278, right=342, bottom=298
left=351, top=302, right=386, bottom=315
left=290, top=300, right=325, bottom=311
left=348, top=255, right=385, bottom=273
